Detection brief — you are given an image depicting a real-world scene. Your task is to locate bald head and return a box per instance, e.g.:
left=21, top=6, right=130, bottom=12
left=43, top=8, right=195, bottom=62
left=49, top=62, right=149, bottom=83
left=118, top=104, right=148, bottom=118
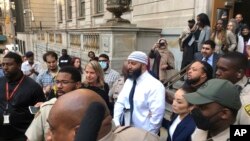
left=47, top=89, right=110, bottom=141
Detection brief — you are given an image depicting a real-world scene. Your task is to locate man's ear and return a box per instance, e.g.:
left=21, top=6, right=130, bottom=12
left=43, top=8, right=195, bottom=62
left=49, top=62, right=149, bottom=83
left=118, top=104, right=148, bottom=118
left=201, top=72, right=207, bottom=79
left=74, top=125, right=80, bottom=135
left=237, top=69, right=244, bottom=79
left=76, top=82, right=82, bottom=89
left=221, top=108, right=231, bottom=120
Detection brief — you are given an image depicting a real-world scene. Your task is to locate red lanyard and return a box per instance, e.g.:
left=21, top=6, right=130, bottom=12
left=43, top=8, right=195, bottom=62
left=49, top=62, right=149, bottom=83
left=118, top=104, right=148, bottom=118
left=5, top=76, right=25, bottom=101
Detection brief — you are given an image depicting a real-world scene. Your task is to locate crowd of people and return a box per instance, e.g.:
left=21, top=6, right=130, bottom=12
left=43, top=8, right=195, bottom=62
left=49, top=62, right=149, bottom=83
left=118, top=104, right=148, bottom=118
left=0, top=12, right=249, bottom=141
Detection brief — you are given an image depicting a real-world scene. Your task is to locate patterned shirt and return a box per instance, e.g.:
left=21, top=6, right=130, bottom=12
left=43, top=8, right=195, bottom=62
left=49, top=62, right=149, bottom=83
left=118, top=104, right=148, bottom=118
left=36, top=70, right=58, bottom=87
left=104, top=68, right=120, bottom=89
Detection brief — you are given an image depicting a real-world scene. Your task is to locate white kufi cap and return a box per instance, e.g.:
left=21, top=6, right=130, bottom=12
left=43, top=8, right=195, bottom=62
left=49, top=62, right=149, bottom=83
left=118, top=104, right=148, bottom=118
left=127, top=51, right=148, bottom=65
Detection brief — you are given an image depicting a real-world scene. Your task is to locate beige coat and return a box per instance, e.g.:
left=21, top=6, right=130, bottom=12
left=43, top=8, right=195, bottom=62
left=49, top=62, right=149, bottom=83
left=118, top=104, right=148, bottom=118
left=191, top=127, right=230, bottom=141
left=25, top=98, right=57, bottom=141
left=99, top=126, right=159, bottom=141
left=235, top=76, right=250, bottom=124
left=157, top=48, right=175, bottom=83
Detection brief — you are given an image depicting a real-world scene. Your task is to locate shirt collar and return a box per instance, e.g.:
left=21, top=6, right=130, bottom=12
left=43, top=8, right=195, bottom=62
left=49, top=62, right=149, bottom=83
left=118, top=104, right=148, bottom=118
left=104, top=67, right=111, bottom=74
left=235, top=76, right=248, bottom=88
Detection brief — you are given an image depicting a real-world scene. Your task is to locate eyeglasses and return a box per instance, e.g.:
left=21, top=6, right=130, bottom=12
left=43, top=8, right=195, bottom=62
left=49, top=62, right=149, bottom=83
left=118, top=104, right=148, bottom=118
left=55, top=80, right=75, bottom=85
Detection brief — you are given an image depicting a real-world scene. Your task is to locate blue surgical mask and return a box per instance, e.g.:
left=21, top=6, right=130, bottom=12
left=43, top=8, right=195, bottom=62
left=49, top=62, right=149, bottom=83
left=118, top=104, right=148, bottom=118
left=99, top=61, right=107, bottom=69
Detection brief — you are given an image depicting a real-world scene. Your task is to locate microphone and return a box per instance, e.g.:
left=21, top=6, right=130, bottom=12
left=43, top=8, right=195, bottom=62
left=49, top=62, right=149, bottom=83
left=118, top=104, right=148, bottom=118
left=74, top=102, right=105, bottom=141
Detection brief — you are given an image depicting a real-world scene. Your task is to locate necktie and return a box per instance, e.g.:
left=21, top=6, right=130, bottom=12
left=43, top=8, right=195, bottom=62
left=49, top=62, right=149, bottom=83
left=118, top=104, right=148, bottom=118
left=129, top=80, right=137, bottom=122
left=203, top=57, right=208, bottom=62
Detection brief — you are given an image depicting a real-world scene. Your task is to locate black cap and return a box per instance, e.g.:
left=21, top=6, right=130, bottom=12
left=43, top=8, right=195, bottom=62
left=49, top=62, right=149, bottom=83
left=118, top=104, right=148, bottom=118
left=25, top=51, right=34, bottom=57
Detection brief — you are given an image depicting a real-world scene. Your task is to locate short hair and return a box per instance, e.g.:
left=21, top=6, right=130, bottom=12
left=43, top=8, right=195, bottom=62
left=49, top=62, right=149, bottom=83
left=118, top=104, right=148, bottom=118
left=241, top=24, right=250, bottom=32
left=59, top=66, right=82, bottom=82
left=188, top=19, right=195, bottom=24
left=235, top=13, right=243, bottom=18
left=221, top=52, right=247, bottom=71
left=43, top=51, right=58, bottom=62
left=88, top=51, right=95, bottom=57
left=62, top=49, right=67, bottom=52
left=25, top=51, right=34, bottom=58
left=4, top=52, right=22, bottom=65
left=99, top=54, right=109, bottom=61
left=203, top=40, right=216, bottom=49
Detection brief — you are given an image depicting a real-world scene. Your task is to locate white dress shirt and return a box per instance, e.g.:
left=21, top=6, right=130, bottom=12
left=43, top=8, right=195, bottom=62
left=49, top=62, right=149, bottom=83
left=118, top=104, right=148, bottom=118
left=113, top=71, right=165, bottom=134
left=21, top=61, right=43, bottom=81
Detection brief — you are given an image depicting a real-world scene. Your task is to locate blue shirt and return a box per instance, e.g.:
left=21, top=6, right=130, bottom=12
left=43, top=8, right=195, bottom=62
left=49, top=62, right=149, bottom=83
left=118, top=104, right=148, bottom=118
left=36, top=70, right=57, bottom=87
left=202, top=54, right=214, bottom=67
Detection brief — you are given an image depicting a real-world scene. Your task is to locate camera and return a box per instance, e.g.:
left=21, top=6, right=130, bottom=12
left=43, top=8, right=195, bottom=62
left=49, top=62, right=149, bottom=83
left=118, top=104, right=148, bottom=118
left=159, top=42, right=165, bottom=46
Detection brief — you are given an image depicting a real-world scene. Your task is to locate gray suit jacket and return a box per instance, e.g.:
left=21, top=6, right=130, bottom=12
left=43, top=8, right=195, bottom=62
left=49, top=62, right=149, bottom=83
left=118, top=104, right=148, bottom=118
left=188, top=26, right=211, bottom=51
left=194, top=52, right=220, bottom=77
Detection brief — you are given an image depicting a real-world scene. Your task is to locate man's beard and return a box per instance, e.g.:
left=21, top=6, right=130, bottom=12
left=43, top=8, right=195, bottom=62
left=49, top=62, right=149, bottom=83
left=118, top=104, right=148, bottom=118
left=127, top=66, right=142, bottom=80
left=186, top=76, right=200, bottom=85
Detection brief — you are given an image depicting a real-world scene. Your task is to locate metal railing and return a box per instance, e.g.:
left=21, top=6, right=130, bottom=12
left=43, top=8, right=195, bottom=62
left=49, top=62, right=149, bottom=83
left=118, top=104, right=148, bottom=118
left=164, top=64, right=191, bottom=89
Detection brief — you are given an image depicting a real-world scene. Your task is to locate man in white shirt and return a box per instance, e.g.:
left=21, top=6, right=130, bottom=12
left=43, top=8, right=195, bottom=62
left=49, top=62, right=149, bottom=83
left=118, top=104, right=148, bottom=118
left=21, top=51, right=43, bottom=81
left=113, top=51, right=165, bottom=134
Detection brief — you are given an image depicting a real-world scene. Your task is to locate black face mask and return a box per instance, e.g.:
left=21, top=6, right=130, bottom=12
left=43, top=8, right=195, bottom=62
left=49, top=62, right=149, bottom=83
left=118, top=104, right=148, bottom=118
left=190, top=108, right=221, bottom=130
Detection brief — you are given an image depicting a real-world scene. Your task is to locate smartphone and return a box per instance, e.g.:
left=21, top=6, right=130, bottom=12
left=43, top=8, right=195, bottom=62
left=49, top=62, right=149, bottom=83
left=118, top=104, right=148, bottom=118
left=29, top=106, right=40, bottom=114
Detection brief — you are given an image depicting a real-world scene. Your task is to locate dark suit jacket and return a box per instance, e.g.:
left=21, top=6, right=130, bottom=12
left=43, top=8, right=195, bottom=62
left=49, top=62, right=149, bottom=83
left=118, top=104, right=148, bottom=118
left=194, top=52, right=220, bottom=77
left=162, top=114, right=196, bottom=141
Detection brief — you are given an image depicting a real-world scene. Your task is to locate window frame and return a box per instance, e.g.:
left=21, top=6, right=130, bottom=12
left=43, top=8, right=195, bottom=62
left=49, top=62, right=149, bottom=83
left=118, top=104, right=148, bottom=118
left=66, top=0, right=72, bottom=20
left=78, top=0, right=85, bottom=18
left=58, top=0, right=63, bottom=22
left=95, top=0, right=104, bottom=15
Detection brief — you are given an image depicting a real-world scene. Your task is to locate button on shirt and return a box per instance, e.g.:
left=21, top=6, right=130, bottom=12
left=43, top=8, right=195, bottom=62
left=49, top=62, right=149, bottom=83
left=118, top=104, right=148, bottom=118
left=113, top=71, right=165, bottom=134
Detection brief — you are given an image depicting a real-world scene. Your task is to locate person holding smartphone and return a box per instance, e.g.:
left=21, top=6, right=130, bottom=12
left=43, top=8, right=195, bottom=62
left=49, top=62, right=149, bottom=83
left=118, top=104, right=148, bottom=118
left=148, top=38, right=175, bottom=83
left=25, top=66, right=82, bottom=141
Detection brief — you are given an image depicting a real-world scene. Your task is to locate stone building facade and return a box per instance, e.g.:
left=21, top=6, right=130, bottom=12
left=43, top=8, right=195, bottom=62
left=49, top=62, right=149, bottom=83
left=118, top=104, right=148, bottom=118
left=15, top=0, right=249, bottom=71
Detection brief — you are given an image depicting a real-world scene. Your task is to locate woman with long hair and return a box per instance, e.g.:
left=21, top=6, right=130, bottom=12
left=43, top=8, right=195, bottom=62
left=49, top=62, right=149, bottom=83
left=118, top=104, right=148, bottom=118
left=71, top=57, right=83, bottom=74
left=183, top=13, right=211, bottom=65
left=237, top=25, right=250, bottom=55
left=211, top=19, right=236, bottom=54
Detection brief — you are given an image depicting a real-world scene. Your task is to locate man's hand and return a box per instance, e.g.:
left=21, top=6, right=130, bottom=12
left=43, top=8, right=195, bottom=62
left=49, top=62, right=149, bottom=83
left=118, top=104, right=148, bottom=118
left=34, top=102, right=44, bottom=107
left=160, top=64, right=168, bottom=70
left=43, top=85, right=52, bottom=95
left=152, top=43, right=160, bottom=50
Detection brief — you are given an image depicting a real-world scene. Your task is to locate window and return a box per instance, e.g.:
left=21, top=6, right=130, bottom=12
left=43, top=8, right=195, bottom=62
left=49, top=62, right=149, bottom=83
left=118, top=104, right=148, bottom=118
left=95, top=0, right=104, bottom=14
left=67, top=0, right=72, bottom=20
left=79, top=0, right=85, bottom=17
left=58, top=0, right=63, bottom=22
left=0, top=8, right=2, bottom=17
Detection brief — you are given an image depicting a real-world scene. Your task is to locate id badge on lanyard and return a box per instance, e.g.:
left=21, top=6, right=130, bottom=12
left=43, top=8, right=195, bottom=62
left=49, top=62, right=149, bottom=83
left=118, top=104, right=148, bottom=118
left=3, top=103, right=10, bottom=125
left=3, top=76, right=25, bottom=125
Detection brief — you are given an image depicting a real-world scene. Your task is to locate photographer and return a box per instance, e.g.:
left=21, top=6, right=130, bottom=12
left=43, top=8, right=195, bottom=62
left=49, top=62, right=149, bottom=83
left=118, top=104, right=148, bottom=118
left=149, top=38, right=175, bottom=83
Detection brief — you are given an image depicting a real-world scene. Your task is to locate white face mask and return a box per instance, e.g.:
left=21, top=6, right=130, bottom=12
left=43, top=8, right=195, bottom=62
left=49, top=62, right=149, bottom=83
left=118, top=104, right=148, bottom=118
left=99, top=61, right=107, bottom=69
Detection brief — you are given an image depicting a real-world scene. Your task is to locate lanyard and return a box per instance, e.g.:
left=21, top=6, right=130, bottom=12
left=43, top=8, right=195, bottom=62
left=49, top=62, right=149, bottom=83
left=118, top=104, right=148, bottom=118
left=5, top=76, right=25, bottom=102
